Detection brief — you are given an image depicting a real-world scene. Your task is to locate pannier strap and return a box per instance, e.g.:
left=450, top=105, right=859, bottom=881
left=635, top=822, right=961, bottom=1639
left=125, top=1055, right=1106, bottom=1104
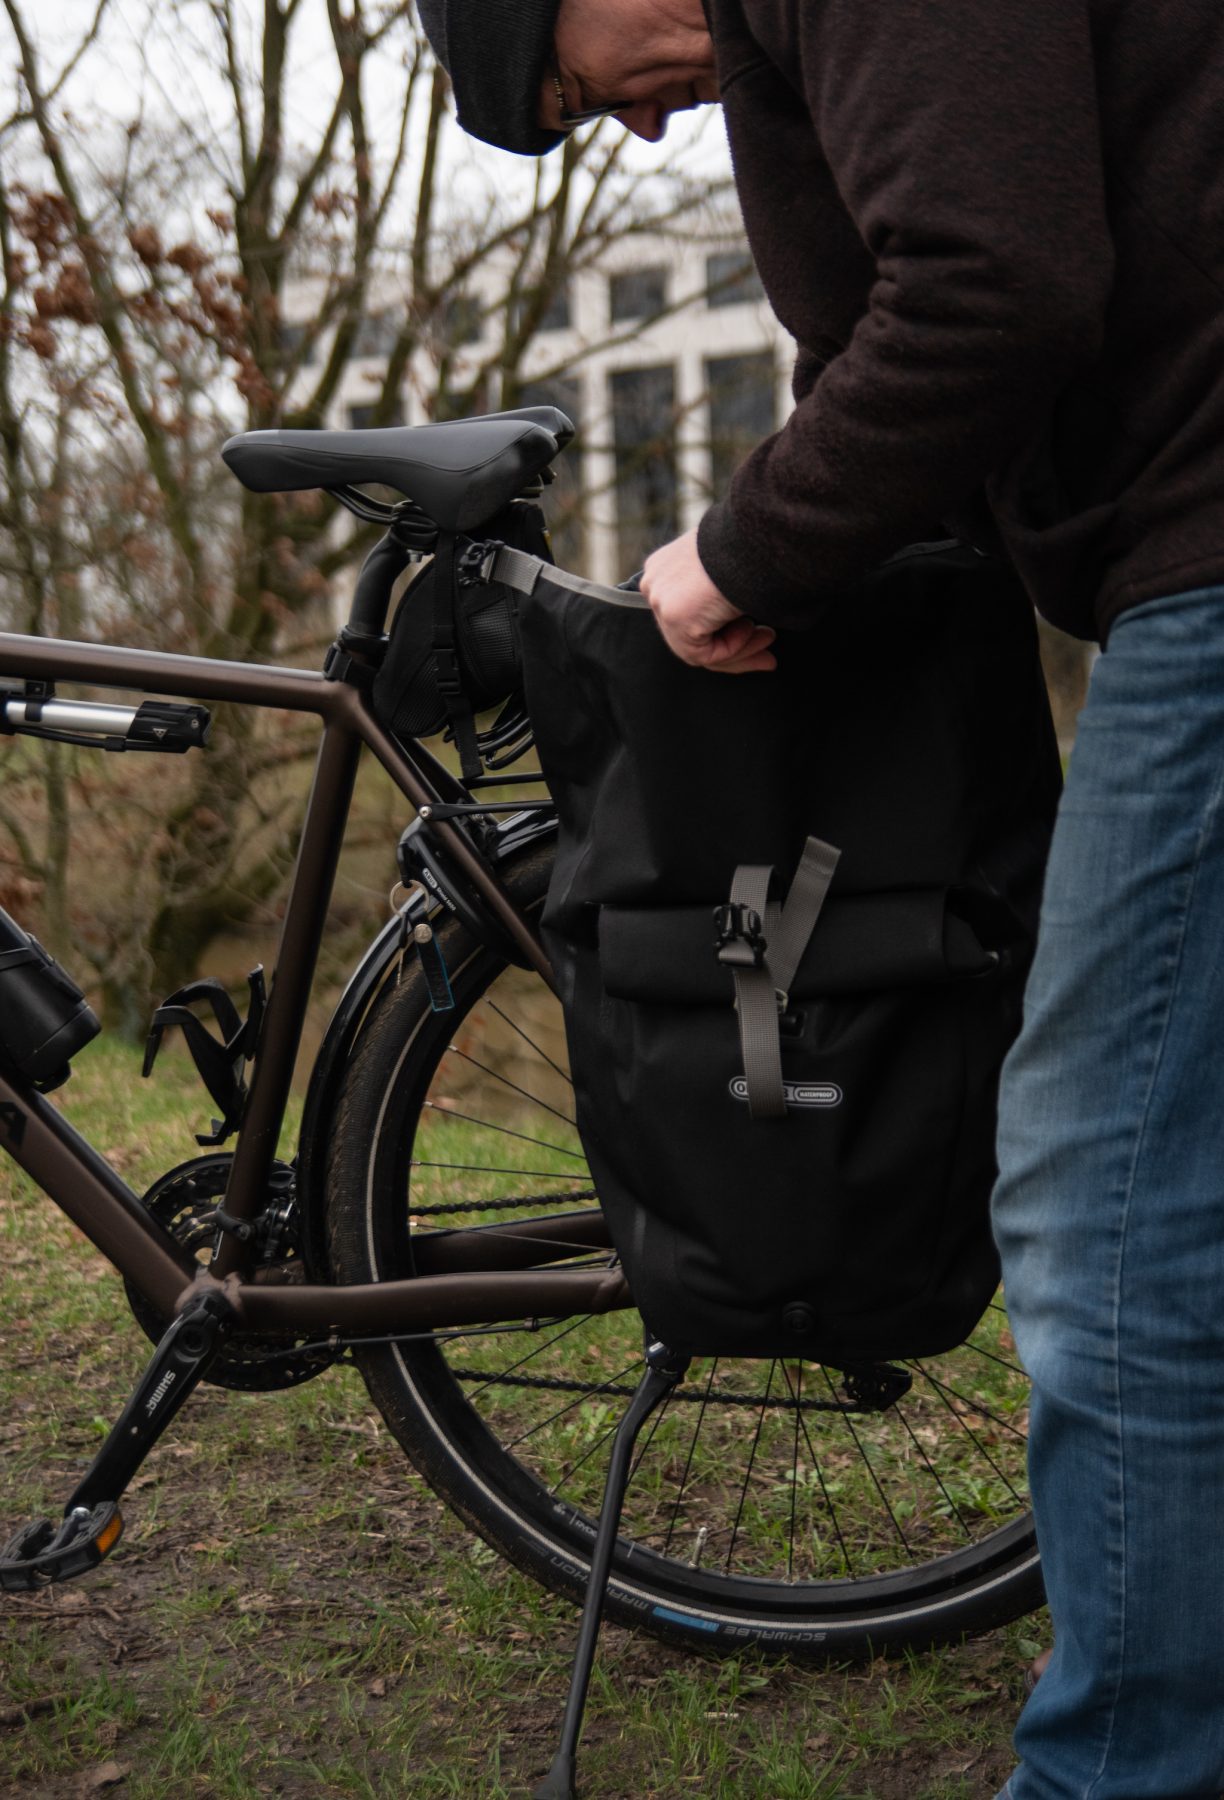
left=718, top=837, right=841, bottom=1121
left=482, top=543, right=651, bottom=611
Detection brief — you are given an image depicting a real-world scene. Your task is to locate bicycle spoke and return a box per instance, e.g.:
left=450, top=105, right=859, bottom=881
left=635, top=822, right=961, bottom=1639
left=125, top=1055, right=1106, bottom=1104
left=916, top=1366, right=1026, bottom=1508
left=506, top=1358, right=644, bottom=1454
left=784, top=1361, right=854, bottom=1578
left=905, top=1362, right=1029, bottom=1443
left=422, top=1100, right=586, bottom=1160
left=550, top=1410, right=627, bottom=1495
left=817, top=1363, right=915, bottom=1559
left=445, top=1045, right=578, bottom=1129
left=957, top=1339, right=1026, bottom=1378
left=457, top=1313, right=595, bottom=1407
left=725, top=1359, right=775, bottom=1572
left=487, top=999, right=572, bottom=1086
left=663, top=1359, right=719, bottom=1556
left=893, top=1404, right=977, bottom=1542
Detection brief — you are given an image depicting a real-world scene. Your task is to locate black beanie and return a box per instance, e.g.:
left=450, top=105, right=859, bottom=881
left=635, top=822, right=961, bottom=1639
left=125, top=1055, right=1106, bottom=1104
left=418, top=0, right=566, bottom=157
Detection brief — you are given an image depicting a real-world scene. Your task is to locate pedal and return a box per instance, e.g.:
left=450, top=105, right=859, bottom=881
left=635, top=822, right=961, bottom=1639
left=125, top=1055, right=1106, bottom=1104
left=1, top=1502, right=123, bottom=1592
left=1, top=1289, right=233, bottom=1596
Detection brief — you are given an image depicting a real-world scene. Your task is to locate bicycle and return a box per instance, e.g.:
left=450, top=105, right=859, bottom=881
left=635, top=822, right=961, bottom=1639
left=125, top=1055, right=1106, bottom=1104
left=0, top=405, right=1041, bottom=1675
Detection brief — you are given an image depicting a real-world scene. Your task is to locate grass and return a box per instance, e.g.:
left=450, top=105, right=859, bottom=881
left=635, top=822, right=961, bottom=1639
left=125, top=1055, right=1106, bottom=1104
left=0, top=1037, right=1046, bottom=1798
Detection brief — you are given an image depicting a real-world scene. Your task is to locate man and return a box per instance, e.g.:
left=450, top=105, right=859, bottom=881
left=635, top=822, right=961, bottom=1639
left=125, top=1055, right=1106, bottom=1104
left=418, top=2, right=1224, bottom=1795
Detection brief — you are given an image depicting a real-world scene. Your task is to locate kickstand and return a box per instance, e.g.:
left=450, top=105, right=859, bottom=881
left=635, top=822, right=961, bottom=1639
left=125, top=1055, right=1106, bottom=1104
left=533, top=1338, right=690, bottom=1800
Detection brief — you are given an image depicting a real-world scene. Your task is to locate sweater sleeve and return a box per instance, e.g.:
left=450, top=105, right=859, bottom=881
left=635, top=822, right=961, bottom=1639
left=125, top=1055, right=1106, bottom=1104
left=697, top=0, right=1115, bottom=625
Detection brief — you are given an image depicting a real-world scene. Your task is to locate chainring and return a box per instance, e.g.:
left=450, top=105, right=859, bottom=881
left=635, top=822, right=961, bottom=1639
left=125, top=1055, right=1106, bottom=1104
left=123, top=1153, right=342, bottom=1392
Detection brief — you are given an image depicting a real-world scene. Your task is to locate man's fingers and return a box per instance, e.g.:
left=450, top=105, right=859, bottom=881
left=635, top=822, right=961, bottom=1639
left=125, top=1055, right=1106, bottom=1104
left=658, top=617, right=778, bottom=675
left=703, top=622, right=776, bottom=663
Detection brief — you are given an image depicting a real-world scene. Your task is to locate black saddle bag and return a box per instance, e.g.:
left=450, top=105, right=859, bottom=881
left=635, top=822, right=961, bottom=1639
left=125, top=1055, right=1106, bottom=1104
left=372, top=499, right=549, bottom=777
left=513, top=542, right=1061, bottom=1364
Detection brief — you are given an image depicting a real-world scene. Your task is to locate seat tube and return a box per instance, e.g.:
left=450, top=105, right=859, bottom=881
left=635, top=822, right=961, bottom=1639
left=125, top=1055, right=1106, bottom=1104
left=210, top=714, right=363, bottom=1278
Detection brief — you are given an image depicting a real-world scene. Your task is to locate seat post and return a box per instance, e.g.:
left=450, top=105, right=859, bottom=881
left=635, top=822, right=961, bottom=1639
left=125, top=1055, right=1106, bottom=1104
left=533, top=1338, right=690, bottom=1800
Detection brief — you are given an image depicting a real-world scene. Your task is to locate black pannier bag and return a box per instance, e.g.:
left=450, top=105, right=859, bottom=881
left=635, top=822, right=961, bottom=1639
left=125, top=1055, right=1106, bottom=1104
left=508, top=541, right=1061, bottom=1365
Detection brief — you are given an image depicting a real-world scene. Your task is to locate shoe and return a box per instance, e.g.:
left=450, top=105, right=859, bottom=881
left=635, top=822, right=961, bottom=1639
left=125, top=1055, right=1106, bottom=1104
left=1024, top=1647, right=1053, bottom=1696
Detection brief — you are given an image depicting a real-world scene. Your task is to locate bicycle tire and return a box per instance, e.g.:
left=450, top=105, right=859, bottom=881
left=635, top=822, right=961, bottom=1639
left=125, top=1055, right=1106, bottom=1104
left=325, top=841, right=1043, bottom=1657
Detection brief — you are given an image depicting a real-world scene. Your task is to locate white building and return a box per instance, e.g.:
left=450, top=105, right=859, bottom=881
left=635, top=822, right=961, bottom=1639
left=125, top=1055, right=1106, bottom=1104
left=301, top=227, right=795, bottom=586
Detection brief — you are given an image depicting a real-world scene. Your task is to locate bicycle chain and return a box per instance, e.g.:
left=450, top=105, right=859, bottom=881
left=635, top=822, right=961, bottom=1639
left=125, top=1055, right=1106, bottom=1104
left=450, top=1367, right=875, bottom=1414
left=410, top=1188, right=598, bottom=1218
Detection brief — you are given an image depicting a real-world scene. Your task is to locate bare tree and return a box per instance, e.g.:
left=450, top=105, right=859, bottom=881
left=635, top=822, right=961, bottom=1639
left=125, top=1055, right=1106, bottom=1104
left=0, top=0, right=729, bottom=1026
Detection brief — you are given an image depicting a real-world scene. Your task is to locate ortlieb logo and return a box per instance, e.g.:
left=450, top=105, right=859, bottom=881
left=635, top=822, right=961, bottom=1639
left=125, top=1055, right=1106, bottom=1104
left=729, top=1077, right=842, bottom=1109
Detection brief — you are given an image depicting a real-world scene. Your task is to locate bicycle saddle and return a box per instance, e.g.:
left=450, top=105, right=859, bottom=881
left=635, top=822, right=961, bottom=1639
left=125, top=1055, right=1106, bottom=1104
left=221, top=406, right=574, bottom=533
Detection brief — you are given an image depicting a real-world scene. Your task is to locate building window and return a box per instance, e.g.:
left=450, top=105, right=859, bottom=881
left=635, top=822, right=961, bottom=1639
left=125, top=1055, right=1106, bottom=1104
left=508, top=277, right=572, bottom=339
left=519, top=376, right=584, bottom=571
left=351, top=311, right=400, bottom=358
left=610, top=363, right=677, bottom=574
left=705, top=352, right=777, bottom=494
left=347, top=400, right=405, bottom=431
left=538, top=280, right=572, bottom=333
left=609, top=265, right=667, bottom=325
left=705, top=250, right=765, bottom=310
left=278, top=321, right=315, bottom=365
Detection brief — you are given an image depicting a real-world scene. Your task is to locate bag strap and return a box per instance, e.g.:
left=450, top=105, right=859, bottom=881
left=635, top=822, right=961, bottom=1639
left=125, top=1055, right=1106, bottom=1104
left=480, top=543, right=651, bottom=611
left=717, top=837, right=841, bottom=1121
left=432, top=534, right=484, bottom=783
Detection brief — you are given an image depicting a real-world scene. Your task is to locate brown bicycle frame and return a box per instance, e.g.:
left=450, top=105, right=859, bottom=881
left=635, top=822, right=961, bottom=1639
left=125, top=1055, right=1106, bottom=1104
left=0, top=627, right=627, bottom=1335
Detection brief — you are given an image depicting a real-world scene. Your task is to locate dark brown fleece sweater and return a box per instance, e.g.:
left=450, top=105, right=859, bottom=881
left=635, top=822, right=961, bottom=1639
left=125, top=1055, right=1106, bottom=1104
left=696, top=0, right=1224, bottom=643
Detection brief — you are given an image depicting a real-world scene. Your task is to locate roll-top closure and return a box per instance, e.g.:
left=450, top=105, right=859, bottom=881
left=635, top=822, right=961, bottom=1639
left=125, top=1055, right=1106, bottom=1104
left=598, top=889, right=1000, bottom=1005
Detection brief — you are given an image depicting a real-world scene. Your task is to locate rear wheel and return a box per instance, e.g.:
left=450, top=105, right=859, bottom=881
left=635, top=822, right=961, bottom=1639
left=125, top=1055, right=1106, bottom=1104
left=325, top=842, right=1041, bottom=1657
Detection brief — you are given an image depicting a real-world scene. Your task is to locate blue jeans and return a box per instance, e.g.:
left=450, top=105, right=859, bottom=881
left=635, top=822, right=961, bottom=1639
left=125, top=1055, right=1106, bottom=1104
left=992, top=585, right=1224, bottom=1800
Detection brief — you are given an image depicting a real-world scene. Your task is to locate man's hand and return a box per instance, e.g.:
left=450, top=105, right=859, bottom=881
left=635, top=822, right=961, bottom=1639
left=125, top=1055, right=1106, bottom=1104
left=640, top=530, right=777, bottom=674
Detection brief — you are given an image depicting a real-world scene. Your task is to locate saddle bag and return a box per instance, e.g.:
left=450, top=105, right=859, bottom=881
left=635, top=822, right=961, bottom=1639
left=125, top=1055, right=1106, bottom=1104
left=503, top=540, right=1061, bottom=1365
left=372, top=499, right=549, bottom=777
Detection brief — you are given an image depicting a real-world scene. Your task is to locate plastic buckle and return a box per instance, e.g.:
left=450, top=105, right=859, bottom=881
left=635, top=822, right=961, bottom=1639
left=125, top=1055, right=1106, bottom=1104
left=457, top=539, right=502, bottom=587
left=713, top=903, right=767, bottom=968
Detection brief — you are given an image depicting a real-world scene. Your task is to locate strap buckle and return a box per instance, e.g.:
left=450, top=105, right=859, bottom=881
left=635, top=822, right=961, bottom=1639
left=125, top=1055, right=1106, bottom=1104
left=457, top=539, right=502, bottom=587
left=714, top=902, right=767, bottom=969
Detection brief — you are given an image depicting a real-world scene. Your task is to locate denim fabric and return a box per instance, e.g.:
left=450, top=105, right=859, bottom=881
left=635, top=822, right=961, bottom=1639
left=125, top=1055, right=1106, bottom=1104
left=992, top=585, right=1224, bottom=1800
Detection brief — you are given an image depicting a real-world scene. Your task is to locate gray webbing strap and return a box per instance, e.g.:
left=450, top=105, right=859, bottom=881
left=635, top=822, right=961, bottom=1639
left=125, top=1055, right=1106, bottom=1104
left=721, top=836, right=841, bottom=1122
left=771, top=837, right=842, bottom=998
left=485, top=544, right=651, bottom=610
left=724, top=865, right=786, bottom=1121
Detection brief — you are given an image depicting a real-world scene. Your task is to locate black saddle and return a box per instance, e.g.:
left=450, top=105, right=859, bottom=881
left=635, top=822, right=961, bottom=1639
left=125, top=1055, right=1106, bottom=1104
left=221, top=406, right=574, bottom=533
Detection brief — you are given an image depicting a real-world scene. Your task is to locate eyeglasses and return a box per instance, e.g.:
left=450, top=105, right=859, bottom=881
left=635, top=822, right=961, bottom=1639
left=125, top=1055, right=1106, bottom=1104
left=551, top=66, right=629, bottom=133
